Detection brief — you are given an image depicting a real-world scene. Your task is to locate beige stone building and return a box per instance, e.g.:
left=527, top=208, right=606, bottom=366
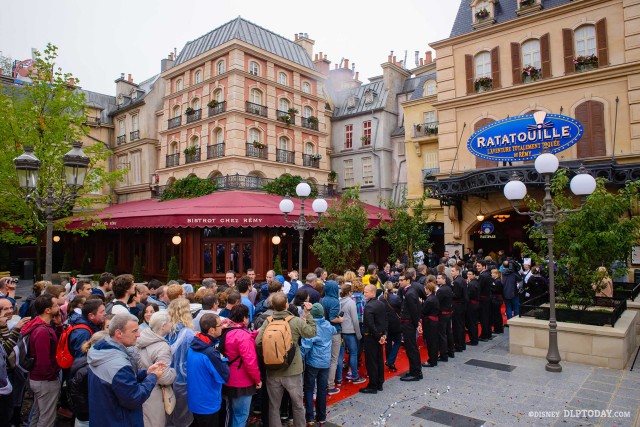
left=420, top=0, right=640, bottom=254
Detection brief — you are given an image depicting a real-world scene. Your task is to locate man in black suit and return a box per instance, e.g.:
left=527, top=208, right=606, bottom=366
left=476, top=260, right=494, bottom=341
left=399, top=273, right=422, bottom=382
left=436, top=273, right=455, bottom=362
left=451, top=265, right=468, bottom=352
left=359, top=285, right=388, bottom=394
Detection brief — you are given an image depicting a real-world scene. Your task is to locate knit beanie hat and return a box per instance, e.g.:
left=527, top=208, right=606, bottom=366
left=310, top=303, right=324, bottom=319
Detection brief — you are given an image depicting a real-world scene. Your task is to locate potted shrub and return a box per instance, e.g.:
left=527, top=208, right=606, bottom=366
left=184, top=145, right=197, bottom=156
left=252, top=140, right=266, bottom=149
left=415, top=123, right=422, bottom=132
left=279, top=114, right=292, bottom=125
left=104, top=252, right=115, bottom=274
left=287, top=107, right=299, bottom=117
left=519, top=0, right=535, bottom=8
left=167, top=256, right=179, bottom=281
left=307, top=115, right=319, bottom=124
left=522, top=65, right=541, bottom=82
left=311, top=153, right=322, bottom=161
left=574, top=54, right=598, bottom=72
left=475, top=8, right=490, bottom=20
left=474, top=77, right=493, bottom=92
left=185, top=107, right=195, bottom=115
left=328, top=170, right=337, bottom=183
left=207, top=99, right=219, bottom=109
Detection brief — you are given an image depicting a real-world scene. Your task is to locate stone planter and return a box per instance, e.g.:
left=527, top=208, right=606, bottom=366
left=508, top=310, right=638, bottom=369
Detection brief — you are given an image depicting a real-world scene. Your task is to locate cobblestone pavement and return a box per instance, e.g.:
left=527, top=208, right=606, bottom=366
left=325, top=331, right=640, bottom=427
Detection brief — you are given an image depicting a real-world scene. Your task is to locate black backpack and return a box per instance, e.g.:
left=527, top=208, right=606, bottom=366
left=215, top=327, right=243, bottom=367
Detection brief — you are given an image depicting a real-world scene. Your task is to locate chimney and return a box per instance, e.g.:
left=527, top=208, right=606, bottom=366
left=295, top=33, right=299, bottom=40
left=425, top=51, right=433, bottom=63
left=162, top=53, right=176, bottom=72
left=120, top=73, right=125, bottom=80
left=313, top=52, right=331, bottom=75
left=415, top=51, right=419, bottom=67
left=294, top=32, right=315, bottom=58
left=128, top=74, right=133, bottom=83
left=355, top=72, right=359, bottom=81
left=344, top=59, right=349, bottom=69
left=393, top=56, right=397, bottom=64
left=420, top=58, right=424, bottom=66
left=314, top=53, right=318, bottom=60
left=388, top=54, right=393, bottom=63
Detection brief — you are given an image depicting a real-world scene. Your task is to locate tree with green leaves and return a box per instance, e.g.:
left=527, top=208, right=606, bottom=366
left=0, top=44, right=122, bottom=276
left=515, top=169, right=640, bottom=309
left=160, top=176, right=217, bottom=201
left=380, top=190, right=433, bottom=266
left=132, top=255, right=143, bottom=283
left=310, top=187, right=377, bottom=273
left=167, top=256, right=180, bottom=281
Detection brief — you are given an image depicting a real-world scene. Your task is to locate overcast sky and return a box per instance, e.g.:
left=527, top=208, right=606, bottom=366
left=0, top=0, right=460, bottom=95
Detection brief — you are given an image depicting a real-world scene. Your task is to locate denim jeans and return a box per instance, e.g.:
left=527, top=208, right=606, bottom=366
left=385, top=331, right=402, bottom=366
left=303, top=365, right=329, bottom=422
left=342, top=333, right=360, bottom=379
left=505, top=297, right=520, bottom=319
left=228, top=394, right=252, bottom=427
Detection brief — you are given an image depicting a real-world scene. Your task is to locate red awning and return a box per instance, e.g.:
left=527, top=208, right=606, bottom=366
left=66, top=191, right=389, bottom=230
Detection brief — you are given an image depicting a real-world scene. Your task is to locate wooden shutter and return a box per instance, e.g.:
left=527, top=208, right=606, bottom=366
left=511, top=43, right=522, bottom=85
left=596, top=19, right=608, bottom=67
left=491, top=47, right=501, bottom=89
left=474, top=119, right=497, bottom=169
left=563, top=28, right=575, bottom=74
left=576, top=101, right=606, bottom=158
left=540, top=33, right=551, bottom=78
left=465, top=54, right=474, bottom=95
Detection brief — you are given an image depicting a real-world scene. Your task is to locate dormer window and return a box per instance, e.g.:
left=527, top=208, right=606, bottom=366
left=471, top=0, right=496, bottom=27
left=131, top=89, right=138, bottom=100
left=117, top=94, right=124, bottom=106
left=363, top=90, right=376, bottom=104
left=517, top=0, right=542, bottom=15
left=346, top=95, right=358, bottom=109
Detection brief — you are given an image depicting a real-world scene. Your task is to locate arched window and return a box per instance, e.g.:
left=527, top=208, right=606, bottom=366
left=423, top=80, right=436, bottom=96
left=190, top=135, right=199, bottom=148
left=248, top=61, right=259, bottom=76
left=475, top=51, right=491, bottom=78
left=302, top=81, right=311, bottom=94
left=213, top=128, right=224, bottom=145
left=575, top=25, right=596, bottom=57
left=192, top=98, right=200, bottom=110
left=172, top=105, right=181, bottom=118
left=279, top=136, right=289, bottom=151
left=278, top=72, right=288, bottom=86
left=305, top=142, right=314, bottom=155
left=194, top=70, right=202, bottom=84
left=248, top=128, right=262, bottom=144
left=279, top=98, right=290, bottom=112
left=216, top=60, right=226, bottom=75
left=522, top=39, right=541, bottom=69
left=575, top=100, right=606, bottom=158
left=303, top=106, right=313, bottom=118
left=212, top=89, right=223, bottom=102
left=176, top=79, right=183, bottom=92
left=170, top=141, right=179, bottom=154
left=474, top=118, right=496, bottom=169
left=250, top=89, right=262, bottom=105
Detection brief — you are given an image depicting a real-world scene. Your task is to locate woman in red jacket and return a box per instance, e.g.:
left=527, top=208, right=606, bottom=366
left=222, top=304, right=262, bottom=427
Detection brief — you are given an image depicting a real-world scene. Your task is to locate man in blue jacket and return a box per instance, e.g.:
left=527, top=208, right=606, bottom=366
left=68, top=299, right=105, bottom=359
left=187, top=313, right=230, bottom=427
left=87, top=313, right=166, bottom=427
left=320, top=280, right=343, bottom=394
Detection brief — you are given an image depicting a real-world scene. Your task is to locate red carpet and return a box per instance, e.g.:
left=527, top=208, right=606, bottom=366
left=327, top=304, right=508, bottom=406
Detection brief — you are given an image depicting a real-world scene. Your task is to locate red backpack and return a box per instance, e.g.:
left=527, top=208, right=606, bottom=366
left=56, top=324, right=93, bottom=369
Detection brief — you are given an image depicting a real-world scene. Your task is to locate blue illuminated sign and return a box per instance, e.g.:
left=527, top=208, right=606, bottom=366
left=467, top=112, right=583, bottom=162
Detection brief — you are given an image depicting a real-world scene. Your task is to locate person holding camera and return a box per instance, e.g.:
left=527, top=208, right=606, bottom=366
left=0, top=278, right=17, bottom=308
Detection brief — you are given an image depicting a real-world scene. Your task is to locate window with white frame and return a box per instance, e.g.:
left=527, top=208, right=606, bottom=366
left=192, top=98, right=200, bottom=110
left=475, top=51, right=491, bottom=78
left=423, top=80, right=436, bottom=96
left=423, top=110, right=437, bottom=124
left=213, top=128, right=224, bottom=145
left=176, top=79, right=183, bottom=92
left=303, top=106, right=313, bottom=118
left=173, top=105, right=181, bottom=118
left=343, top=159, right=354, bottom=187
left=522, top=39, right=541, bottom=69
left=279, top=136, right=289, bottom=151
left=249, top=128, right=261, bottom=144
left=190, top=135, right=199, bottom=148
left=575, top=25, right=596, bottom=57
left=130, top=151, right=141, bottom=184
left=305, top=142, right=314, bottom=155
left=362, top=157, right=373, bottom=185
left=362, top=120, right=372, bottom=145
left=170, top=142, right=179, bottom=154
left=118, top=120, right=125, bottom=136
left=217, top=60, right=226, bottom=75
left=278, top=72, right=288, bottom=86
left=194, top=70, right=203, bottom=84
left=423, top=150, right=439, bottom=172
left=249, top=61, right=259, bottom=76
left=302, top=81, right=311, bottom=94
left=131, top=114, right=138, bottom=132
left=279, top=98, right=290, bottom=112
left=250, top=88, right=262, bottom=105
left=345, top=124, right=353, bottom=149
left=212, top=89, right=223, bottom=102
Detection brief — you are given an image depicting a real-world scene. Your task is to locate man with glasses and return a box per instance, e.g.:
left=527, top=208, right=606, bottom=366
left=398, top=273, right=422, bottom=382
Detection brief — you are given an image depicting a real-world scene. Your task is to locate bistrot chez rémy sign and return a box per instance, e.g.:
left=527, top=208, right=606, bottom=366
left=467, top=111, right=583, bottom=161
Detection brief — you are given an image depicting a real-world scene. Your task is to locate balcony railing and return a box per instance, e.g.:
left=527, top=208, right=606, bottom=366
left=208, top=101, right=226, bottom=117
left=246, top=142, right=268, bottom=160
left=185, top=148, right=201, bottom=164
left=422, top=167, right=440, bottom=182
left=246, top=101, right=267, bottom=117
left=166, top=153, right=180, bottom=168
left=116, top=135, right=126, bottom=145
left=276, top=148, right=295, bottom=164
left=186, top=109, right=202, bottom=123
left=414, top=121, right=439, bottom=138
left=207, top=143, right=225, bottom=159
left=303, top=154, right=320, bottom=168
left=168, top=116, right=182, bottom=129
left=276, top=110, right=294, bottom=125
left=301, top=117, right=319, bottom=130
left=130, top=130, right=139, bottom=141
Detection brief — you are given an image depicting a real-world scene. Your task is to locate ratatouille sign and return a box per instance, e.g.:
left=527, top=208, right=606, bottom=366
left=467, top=112, right=583, bottom=162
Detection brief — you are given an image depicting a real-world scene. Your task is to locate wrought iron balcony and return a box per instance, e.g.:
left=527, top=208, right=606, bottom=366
left=168, top=116, right=182, bottom=129
left=301, top=117, right=319, bottom=130
left=421, top=167, right=440, bottom=182
left=116, top=135, right=126, bottom=145
left=246, top=142, right=268, bottom=160
left=207, top=143, right=225, bottom=159
left=166, top=153, right=180, bottom=168
left=208, top=101, right=226, bottom=117
left=276, top=148, right=295, bottom=164
left=414, top=121, right=439, bottom=138
left=130, top=130, right=139, bottom=141
left=186, top=109, right=202, bottom=123
left=276, top=110, right=294, bottom=125
left=246, top=101, right=267, bottom=117
left=185, top=148, right=201, bottom=164
left=303, top=154, right=320, bottom=168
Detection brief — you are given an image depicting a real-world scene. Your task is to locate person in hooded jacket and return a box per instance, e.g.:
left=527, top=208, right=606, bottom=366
left=67, top=330, right=108, bottom=427
left=338, top=284, right=364, bottom=386
left=501, top=260, right=520, bottom=320
left=68, top=299, right=106, bottom=359
left=319, top=280, right=343, bottom=395
left=137, top=311, right=177, bottom=427
left=301, top=304, right=335, bottom=426
left=187, top=313, right=230, bottom=427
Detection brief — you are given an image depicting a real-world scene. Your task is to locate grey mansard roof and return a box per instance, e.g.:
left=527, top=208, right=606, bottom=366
left=175, top=17, right=315, bottom=70
left=449, top=0, right=572, bottom=38
left=332, top=81, right=388, bottom=118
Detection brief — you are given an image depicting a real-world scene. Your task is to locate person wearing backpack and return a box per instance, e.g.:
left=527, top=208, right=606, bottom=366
left=255, top=292, right=316, bottom=427
left=21, top=294, right=62, bottom=427
left=66, top=299, right=106, bottom=360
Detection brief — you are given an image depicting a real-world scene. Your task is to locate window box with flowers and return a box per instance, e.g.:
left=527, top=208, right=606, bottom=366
left=522, top=65, right=541, bottom=83
left=207, top=100, right=219, bottom=109
left=278, top=114, right=292, bottom=125
left=574, top=55, right=598, bottom=72
left=474, top=77, right=493, bottom=93
left=310, top=153, right=322, bottom=161
left=252, top=141, right=266, bottom=149
left=475, top=8, right=490, bottom=21
left=183, top=146, right=198, bottom=156
left=185, top=107, right=195, bottom=115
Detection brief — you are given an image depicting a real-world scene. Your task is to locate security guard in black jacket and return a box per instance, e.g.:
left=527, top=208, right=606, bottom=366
left=451, top=265, right=468, bottom=352
left=421, top=282, right=440, bottom=367
left=435, top=273, right=455, bottom=361
left=465, top=269, right=481, bottom=345
left=476, top=260, right=494, bottom=341
left=360, top=284, right=388, bottom=393
left=398, top=272, right=423, bottom=381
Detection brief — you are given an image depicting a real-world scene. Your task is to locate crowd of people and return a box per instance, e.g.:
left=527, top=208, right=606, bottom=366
left=0, top=249, right=550, bottom=427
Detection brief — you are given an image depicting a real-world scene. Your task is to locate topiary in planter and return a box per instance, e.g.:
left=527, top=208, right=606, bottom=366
left=61, top=249, right=73, bottom=271
left=132, top=255, right=143, bottom=283
left=105, top=252, right=115, bottom=274
left=273, top=254, right=283, bottom=276
left=167, top=256, right=180, bottom=281
left=80, top=251, right=90, bottom=275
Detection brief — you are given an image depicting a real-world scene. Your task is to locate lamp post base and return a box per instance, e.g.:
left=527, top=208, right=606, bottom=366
left=545, top=362, right=562, bottom=373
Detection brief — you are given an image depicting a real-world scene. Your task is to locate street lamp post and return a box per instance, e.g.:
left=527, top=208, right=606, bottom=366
left=14, top=142, right=90, bottom=282
left=503, top=152, right=596, bottom=372
left=279, top=182, right=327, bottom=275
